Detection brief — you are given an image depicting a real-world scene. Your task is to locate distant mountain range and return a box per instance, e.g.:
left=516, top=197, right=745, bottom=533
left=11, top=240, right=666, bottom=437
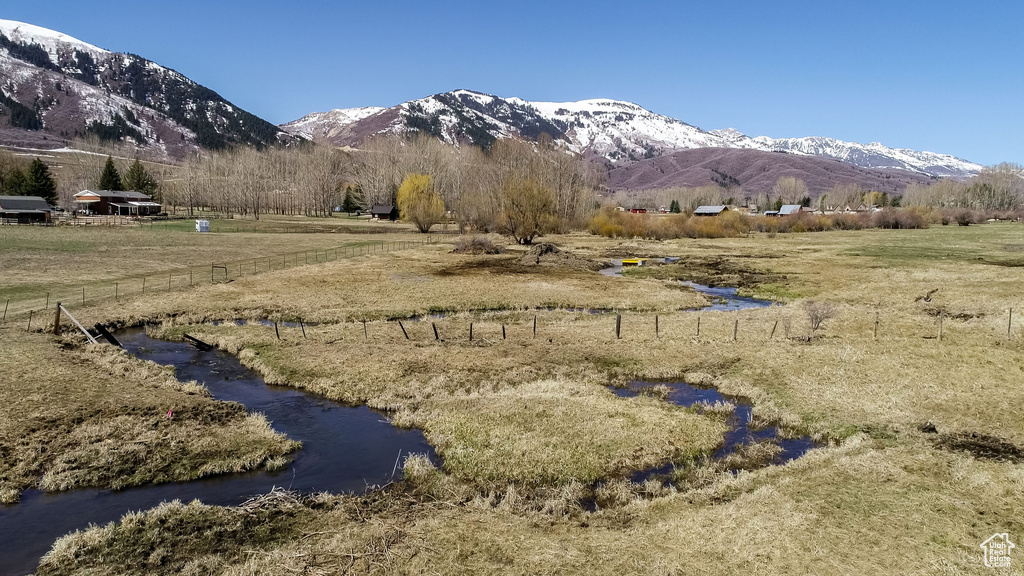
left=0, top=20, right=983, bottom=186
left=0, top=19, right=290, bottom=159
left=282, top=89, right=982, bottom=179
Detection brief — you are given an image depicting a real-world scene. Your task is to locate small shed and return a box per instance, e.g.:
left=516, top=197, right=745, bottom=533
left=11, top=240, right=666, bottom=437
left=693, top=205, right=729, bottom=216
left=0, top=195, right=52, bottom=224
left=370, top=205, right=398, bottom=221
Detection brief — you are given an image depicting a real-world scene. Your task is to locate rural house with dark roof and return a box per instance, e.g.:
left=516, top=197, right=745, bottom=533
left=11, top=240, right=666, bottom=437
left=73, top=190, right=162, bottom=216
left=0, top=195, right=53, bottom=224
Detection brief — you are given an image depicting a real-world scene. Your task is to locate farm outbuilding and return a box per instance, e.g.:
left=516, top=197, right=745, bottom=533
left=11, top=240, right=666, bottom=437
left=693, top=205, right=730, bottom=216
left=73, top=190, right=161, bottom=216
left=0, top=195, right=52, bottom=224
left=370, top=205, right=399, bottom=221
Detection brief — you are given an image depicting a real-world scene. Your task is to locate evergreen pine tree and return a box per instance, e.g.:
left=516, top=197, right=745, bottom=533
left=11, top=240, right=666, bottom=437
left=3, top=168, right=27, bottom=196
left=669, top=199, right=681, bottom=213
left=122, top=158, right=158, bottom=197
left=25, top=158, right=57, bottom=203
left=98, top=156, right=123, bottom=191
left=342, top=185, right=365, bottom=214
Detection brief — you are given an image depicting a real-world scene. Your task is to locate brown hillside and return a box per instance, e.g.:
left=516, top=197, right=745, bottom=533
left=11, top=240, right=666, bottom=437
left=606, top=147, right=935, bottom=195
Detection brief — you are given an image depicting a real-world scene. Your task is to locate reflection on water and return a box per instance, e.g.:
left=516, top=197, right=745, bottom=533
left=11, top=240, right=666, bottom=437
left=0, top=328, right=436, bottom=576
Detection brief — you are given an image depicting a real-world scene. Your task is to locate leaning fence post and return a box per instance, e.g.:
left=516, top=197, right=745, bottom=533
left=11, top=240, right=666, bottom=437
left=299, top=319, right=306, bottom=338
left=399, top=320, right=409, bottom=339
left=432, top=322, right=439, bottom=340
left=502, top=324, right=506, bottom=339
left=3, top=298, right=8, bottom=321
left=770, top=320, right=778, bottom=340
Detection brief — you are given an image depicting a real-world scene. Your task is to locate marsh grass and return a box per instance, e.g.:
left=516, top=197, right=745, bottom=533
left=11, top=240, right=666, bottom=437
left=15, top=223, right=1024, bottom=574
left=0, top=332, right=297, bottom=503
left=39, top=437, right=1024, bottom=575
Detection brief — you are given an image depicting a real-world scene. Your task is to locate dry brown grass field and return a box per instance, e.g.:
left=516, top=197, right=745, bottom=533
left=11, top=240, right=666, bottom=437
left=3, top=218, right=1023, bottom=574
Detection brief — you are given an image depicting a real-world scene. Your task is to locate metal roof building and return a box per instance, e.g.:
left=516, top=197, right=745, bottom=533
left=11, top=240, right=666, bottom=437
left=693, top=205, right=730, bottom=216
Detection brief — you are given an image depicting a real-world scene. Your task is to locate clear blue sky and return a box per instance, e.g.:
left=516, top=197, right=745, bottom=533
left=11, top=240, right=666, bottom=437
left=5, top=1, right=1022, bottom=165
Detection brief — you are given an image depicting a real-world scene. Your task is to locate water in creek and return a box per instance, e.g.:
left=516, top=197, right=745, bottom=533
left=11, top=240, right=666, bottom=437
left=0, top=328, right=435, bottom=576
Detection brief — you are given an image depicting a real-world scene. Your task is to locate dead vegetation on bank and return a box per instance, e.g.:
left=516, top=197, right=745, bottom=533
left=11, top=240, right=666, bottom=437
left=0, top=332, right=298, bottom=504
left=7, top=223, right=1024, bottom=574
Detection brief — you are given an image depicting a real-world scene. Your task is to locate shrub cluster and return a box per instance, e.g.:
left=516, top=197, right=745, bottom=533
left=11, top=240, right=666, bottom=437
left=589, top=207, right=938, bottom=240
left=588, top=208, right=751, bottom=239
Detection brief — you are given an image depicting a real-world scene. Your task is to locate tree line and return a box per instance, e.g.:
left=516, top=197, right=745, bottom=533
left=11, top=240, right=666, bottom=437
left=160, top=133, right=599, bottom=240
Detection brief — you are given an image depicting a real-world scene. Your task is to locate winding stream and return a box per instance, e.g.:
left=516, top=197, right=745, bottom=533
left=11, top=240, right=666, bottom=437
left=2, top=271, right=780, bottom=575
left=0, top=328, right=435, bottom=576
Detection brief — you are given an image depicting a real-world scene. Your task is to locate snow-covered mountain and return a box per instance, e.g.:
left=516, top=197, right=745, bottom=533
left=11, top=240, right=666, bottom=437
left=282, top=89, right=982, bottom=178
left=0, top=19, right=289, bottom=158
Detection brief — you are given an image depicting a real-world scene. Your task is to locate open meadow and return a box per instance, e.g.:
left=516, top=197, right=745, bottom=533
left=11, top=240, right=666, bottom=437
left=1, top=217, right=1022, bottom=575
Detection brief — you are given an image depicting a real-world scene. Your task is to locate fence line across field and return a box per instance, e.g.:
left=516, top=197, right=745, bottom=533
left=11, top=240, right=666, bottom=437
left=0, top=239, right=426, bottom=322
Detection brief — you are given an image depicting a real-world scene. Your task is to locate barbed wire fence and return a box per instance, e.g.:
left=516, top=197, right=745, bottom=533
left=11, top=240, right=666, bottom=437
left=0, top=238, right=431, bottom=326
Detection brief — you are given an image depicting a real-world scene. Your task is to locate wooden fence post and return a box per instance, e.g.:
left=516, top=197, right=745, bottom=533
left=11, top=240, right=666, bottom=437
left=433, top=322, right=439, bottom=340
left=363, top=319, right=368, bottom=339
left=733, top=318, right=738, bottom=341
left=533, top=316, right=537, bottom=339
left=696, top=316, right=701, bottom=338
left=274, top=321, right=280, bottom=340
left=3, top=298, right=8, bottom=321
left=399, top=320, right=409, bottom=339
left=469, top=322, right=473, bottom=341
left=655, top=315, right=659, bottom=338
left=874, top=312, right=879, bottom=339
left=142, top=278, right=146, bottom=294
left=82, top=287, right=85, bottom=304
left=299, top=319, right=306, bottom=338
left=770, top=320, right=778, bottom=340
left=938, top=313, right=943, bottom=342
left=52, top=303, right=61, bottom=335
left=502, top=324, right=506, bottom=340
left=616, top=314, right=621, bottom=339
left=45, top=292, right=49, bottom=310
left=27, top=310, right=33, bottom=331
left=1009, top=308, right=1014, bottom=340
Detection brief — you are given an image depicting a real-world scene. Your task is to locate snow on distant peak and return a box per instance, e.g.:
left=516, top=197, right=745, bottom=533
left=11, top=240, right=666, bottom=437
left=0, top=19, right=106, bottom=56
left=280, top=107, right=387, bottom=140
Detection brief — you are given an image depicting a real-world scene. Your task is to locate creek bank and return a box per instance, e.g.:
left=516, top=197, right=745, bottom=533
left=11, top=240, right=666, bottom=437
left=0, top=328, right=435, bottom=576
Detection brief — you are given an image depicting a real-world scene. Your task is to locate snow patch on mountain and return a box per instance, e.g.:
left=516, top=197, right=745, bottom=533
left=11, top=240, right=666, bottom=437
left=283, top=90, right=982, bottom=178
left=0, top=18, right=106, bottom=57
left=280, top=106, right=385, bottom=140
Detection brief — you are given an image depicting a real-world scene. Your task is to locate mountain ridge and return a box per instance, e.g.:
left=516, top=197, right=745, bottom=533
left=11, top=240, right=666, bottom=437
left=0, top=19, right=290, bottom=159
left=281, top=89, right=982, bottom=179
